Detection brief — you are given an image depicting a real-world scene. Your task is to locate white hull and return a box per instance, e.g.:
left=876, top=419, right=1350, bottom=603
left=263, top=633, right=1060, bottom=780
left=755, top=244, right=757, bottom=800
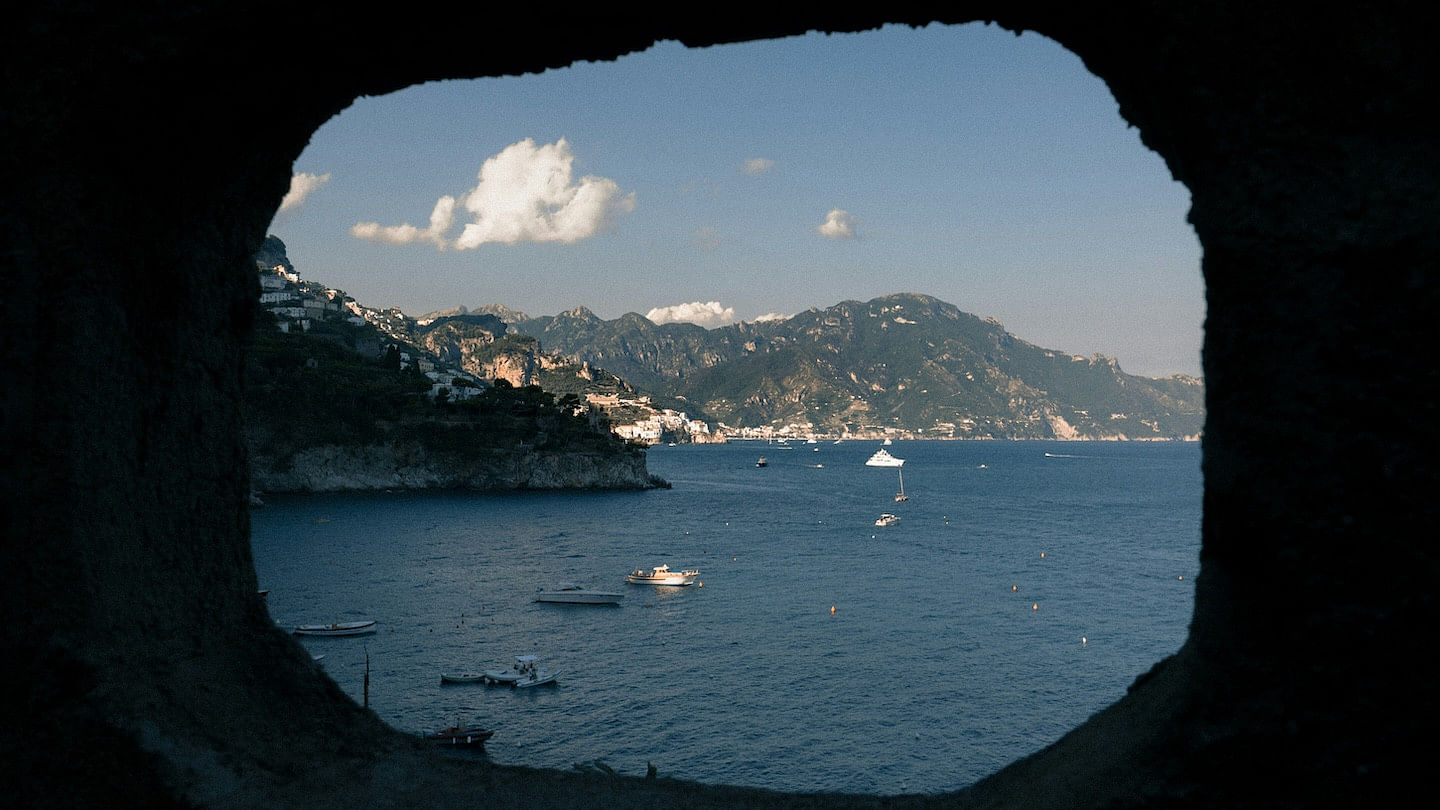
left=513, top=671, right=560, bottom=688
left=293, top=620, right=377, bottom=636
left=626, top=573, right=697, bottom=585
left=627, top=565, right=698, bottom=586
left=440, top=673, right=488, bottom=684
left=485, top=655, right=557, bottom=686
left=865, top=449, right=905, bottom=468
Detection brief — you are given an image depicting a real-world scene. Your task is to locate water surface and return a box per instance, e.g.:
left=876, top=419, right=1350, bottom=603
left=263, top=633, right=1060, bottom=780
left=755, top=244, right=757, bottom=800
left=251, top=440, right=1201, bottom=794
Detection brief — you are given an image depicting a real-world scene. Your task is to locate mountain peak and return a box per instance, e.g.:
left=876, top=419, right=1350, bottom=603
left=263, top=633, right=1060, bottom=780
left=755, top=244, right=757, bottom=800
left=472, top=303, right=531, bottom=324
left=558, top=306, right=599, bottom=322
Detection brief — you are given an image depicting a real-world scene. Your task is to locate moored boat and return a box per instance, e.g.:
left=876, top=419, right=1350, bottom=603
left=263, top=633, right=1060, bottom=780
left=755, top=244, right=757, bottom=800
left=865, top=449, right=904, bottom=467
left=875, top=513, right=900, bottom=527
left=292, top=619, right=377, bottom=636
left=482, top=654, right=559, bottom=686
left=490, top=654, right=559, bottom=687
left=423, top=724, right=494, bottom=748
left=626, top=564, right=699, bottom=585
left=756, top=456, right=767, bottom=467
left=536, top=583, right=624, bottom=605
left=440, top=672, right=489, bottom=684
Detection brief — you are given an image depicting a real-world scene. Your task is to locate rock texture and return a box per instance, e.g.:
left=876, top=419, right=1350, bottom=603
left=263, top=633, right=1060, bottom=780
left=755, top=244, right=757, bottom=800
left=253, top=442, right=661, bottom=492
left=2, top=4, right=1435, bottom=810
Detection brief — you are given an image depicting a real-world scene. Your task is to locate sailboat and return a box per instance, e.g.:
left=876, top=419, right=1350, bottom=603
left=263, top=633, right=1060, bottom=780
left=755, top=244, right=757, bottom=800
left=894, top=466, right=909, bottom=502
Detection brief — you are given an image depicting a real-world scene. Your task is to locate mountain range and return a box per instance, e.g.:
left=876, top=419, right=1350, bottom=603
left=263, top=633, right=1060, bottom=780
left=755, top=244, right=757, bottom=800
left=447, top=293, right=1205, bottom=441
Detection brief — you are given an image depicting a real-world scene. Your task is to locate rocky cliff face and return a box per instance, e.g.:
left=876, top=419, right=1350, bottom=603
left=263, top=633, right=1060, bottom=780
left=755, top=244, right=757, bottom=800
left=252, top=441, right=663, bottom=493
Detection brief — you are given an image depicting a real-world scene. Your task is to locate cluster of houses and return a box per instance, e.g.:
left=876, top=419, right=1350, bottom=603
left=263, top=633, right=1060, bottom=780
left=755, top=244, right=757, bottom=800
left=583, top=394, right=721, bottom=445
left=256, top=261, right=486, bottom=403
left=256, top=261, right=720, bottom=443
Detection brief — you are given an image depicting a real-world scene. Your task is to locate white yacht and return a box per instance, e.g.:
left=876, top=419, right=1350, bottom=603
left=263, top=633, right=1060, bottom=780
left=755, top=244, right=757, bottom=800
left=874, top=513, right=901, bottom=527
left=865, top=449, right=905, bottom=467
left=626, top=564, right=699, bottom=585
left=535, top=583, right=624, bottom=605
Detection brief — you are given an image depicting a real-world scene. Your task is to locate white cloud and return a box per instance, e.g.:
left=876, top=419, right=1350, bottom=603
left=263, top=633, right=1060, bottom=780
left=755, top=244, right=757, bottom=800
left=350, top=138, right=634, bottom=250
left=646, top=301, right=737, bottom=328
left=742, top=157, right=774, bottom=176
left=455, top=138, right=634, bottom=248
left=751, top=312, right=791, bottom=323
left=816, top=208, right=857, bottom=239
left=278, top=172, right=330, bottom=212
left=351, top=196, right=455, bottom=248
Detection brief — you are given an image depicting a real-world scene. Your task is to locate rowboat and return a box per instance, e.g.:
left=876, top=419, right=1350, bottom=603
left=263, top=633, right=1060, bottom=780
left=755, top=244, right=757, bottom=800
left=440, top=672, right=488, bottom=684
left=423, top=724, right=493, bottom=748
left=292, top=620, right=377, bottom=636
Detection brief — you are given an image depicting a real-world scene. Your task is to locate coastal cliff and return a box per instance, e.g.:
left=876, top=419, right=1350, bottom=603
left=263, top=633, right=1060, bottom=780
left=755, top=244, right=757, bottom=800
left=251, top=441, right=664, bottom=493
left=245, top=320, right=666, bottom=495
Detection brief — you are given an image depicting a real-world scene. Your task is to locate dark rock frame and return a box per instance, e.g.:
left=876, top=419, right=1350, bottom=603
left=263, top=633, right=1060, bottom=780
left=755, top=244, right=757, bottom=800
left=3, top=4, right=1434, bottom=807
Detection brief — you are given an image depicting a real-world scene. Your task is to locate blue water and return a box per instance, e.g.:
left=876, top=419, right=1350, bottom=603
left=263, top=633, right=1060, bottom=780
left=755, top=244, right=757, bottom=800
left=250, top=440, right=1201, bottom=795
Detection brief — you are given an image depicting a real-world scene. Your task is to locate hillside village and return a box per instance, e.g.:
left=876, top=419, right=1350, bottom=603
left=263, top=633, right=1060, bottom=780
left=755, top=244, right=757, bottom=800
left=251, top=236, right=1202, bottom=443
left=251, top=238, right=722, bottom=445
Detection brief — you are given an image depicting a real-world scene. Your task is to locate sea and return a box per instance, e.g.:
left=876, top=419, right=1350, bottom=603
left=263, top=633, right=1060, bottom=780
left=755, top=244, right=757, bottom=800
left=250, top=439, right=1202, bottom=795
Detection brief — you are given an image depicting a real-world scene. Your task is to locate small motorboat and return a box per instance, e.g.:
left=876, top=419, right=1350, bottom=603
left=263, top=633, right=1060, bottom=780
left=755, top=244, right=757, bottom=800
left=536, top=583, right=624, bottom=605
left=626, top=564, right=699, bottom=585
left=423, top=724, right=494, bottom=748
left=756, top=456, right=767, bottom=467
left=292, top=619, right=377, bottom=637
left=874, top=513, right=900, bottom=527
left=482, top=655, right=559, bottom=687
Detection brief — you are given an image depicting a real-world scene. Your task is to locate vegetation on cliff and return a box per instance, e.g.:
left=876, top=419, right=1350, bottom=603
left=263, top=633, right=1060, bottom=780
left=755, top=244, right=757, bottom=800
left=243, top=314, right=652, bottom=486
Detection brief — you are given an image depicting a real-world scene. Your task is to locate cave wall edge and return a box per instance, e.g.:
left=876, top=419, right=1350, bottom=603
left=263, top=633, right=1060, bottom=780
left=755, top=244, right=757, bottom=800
left=2, top=3, right=1433, bottom=808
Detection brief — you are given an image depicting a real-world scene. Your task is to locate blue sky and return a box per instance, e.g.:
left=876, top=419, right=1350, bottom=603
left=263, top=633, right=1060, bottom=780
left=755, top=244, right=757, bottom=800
left=271, top=22, right=1204, bottom=378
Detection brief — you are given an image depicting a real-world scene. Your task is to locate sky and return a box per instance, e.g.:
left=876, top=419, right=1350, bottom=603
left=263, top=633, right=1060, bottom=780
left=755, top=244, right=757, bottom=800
left=271, top=22, right=1204, bottom=378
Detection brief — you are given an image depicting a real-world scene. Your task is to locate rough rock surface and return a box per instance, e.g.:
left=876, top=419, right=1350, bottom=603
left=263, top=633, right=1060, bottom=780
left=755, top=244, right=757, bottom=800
left=3, top=4, right=1435, bottom=810
left=253, top=443, right=660, bottom=492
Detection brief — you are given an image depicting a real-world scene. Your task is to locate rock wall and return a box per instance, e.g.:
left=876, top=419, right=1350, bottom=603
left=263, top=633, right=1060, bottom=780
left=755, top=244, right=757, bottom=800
left=253, top=443, right=661, bottom=492
left=3, top=4, right=1435, bottom=809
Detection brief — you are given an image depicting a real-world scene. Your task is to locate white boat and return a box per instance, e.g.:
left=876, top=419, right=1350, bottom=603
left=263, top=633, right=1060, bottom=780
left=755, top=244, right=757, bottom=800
left=440, top=672, right=489, bottom=684
left=756, top=456, right=767, bottom=467
left=499, top=655, right=558, bottom=688
left=875, top=513, right=900, bottom=527
left=626, top=564, right=699, bottom=585
left=865, top=449, right=905, bottom=467
left=292, top=620, right=377, bottom=637
left=479, top=665, right=523, bottom=685
left=883, top=438, right=893, bottom=445
left=535, top=583, right=624, bottom=605
left=894, top=466, right=909, bottom=502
